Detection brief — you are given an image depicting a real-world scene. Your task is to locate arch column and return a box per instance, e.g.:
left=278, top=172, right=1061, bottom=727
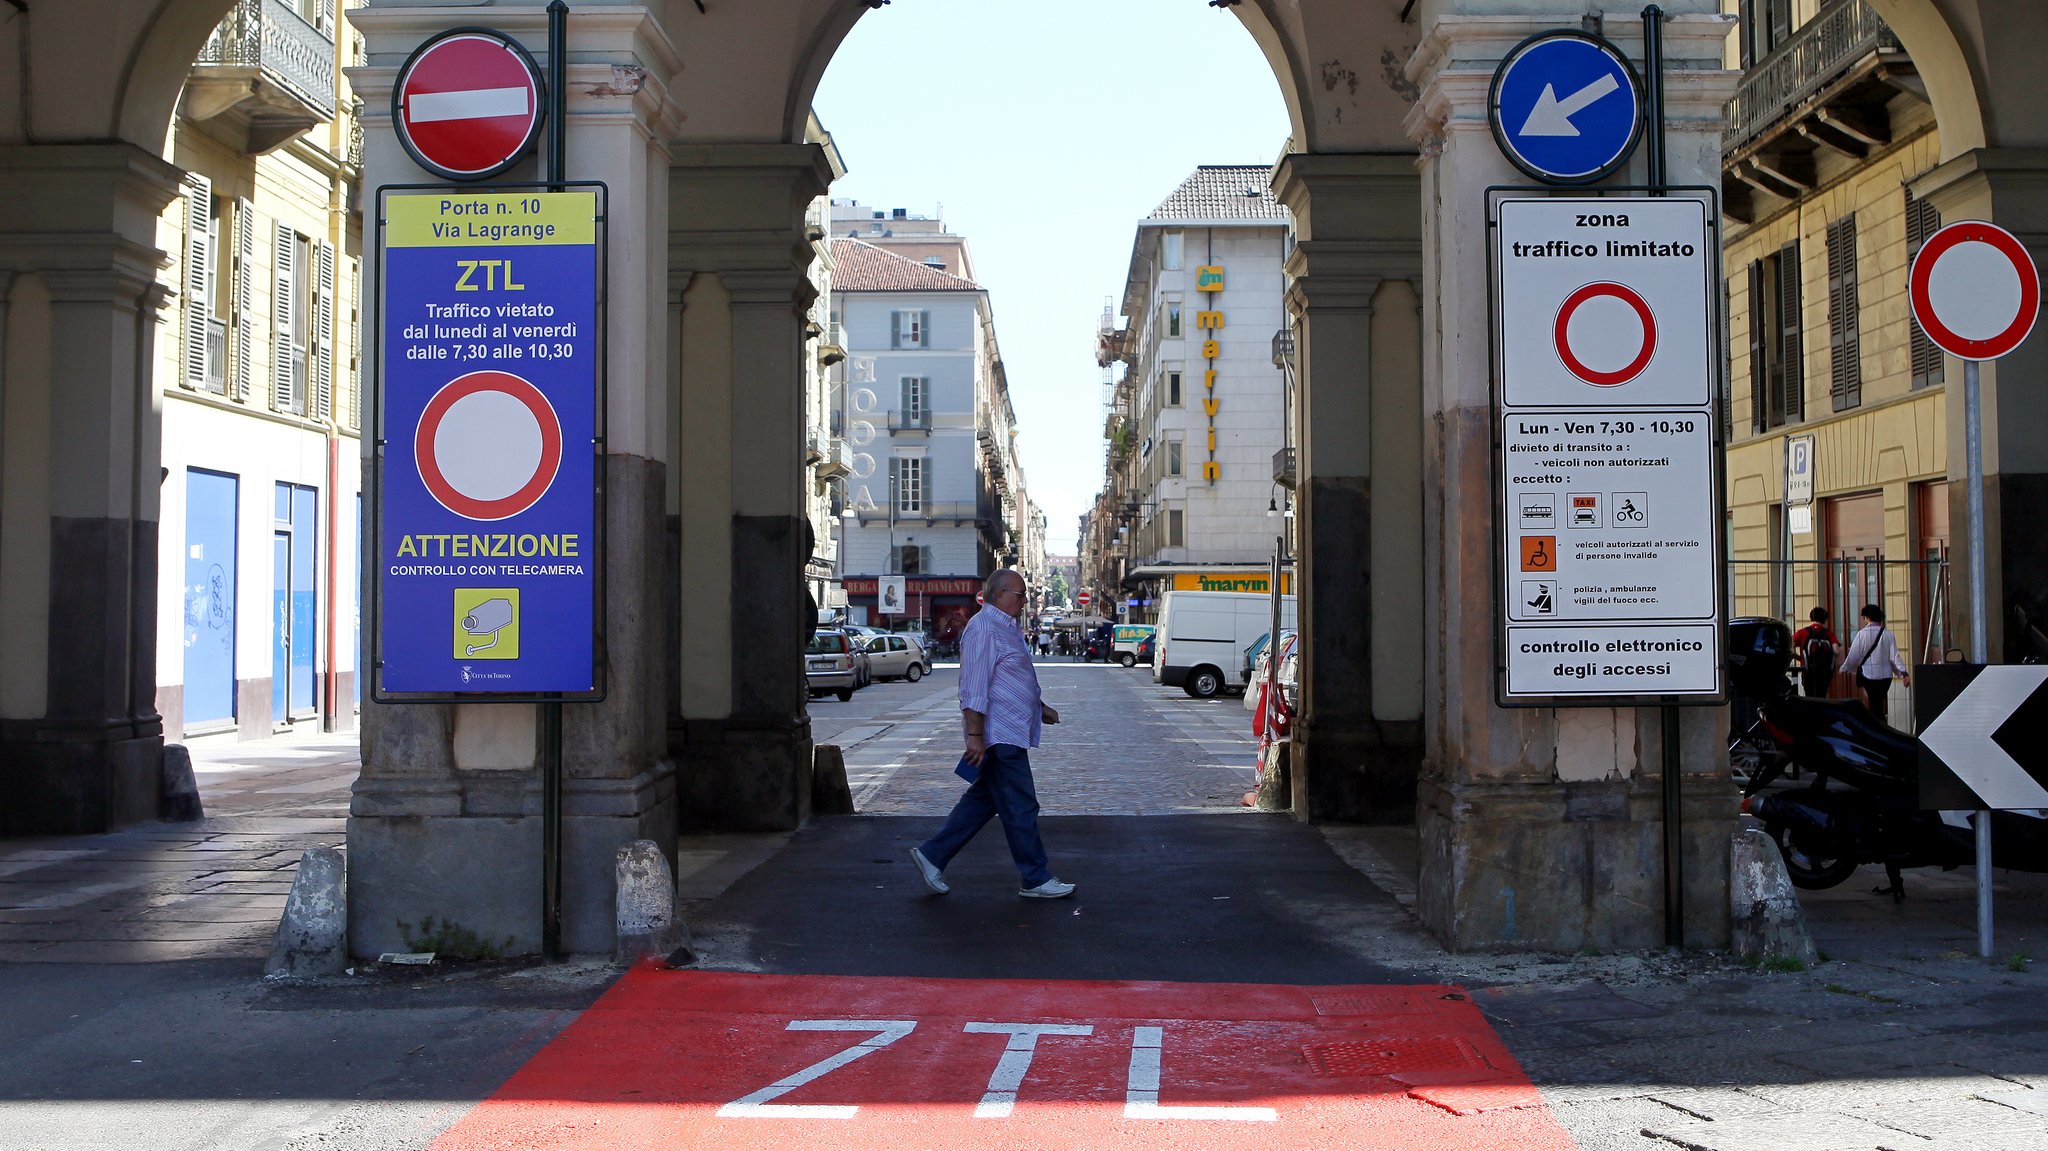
left=344, top=4, right=681, bottom=956
left=1406, top=8, right=1738, bottom=951
left=0, top=143, right=183, bottom=834
left=667, top=143, right=837, bottom=830
left=1272, top=154, right=1426, bottom=823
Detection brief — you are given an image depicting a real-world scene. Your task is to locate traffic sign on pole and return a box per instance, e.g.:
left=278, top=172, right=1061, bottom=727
left=1909, top=220, right=2040, bottom=361
left=1489, top=31, right=1644, bottom=185
left=1492, top=194, right=1723, bottom=704
left=393, top=29, right=547, bottom=183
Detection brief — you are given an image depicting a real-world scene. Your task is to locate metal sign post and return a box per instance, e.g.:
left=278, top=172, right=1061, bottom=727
left=1908, top=217, right=2041, bottom=958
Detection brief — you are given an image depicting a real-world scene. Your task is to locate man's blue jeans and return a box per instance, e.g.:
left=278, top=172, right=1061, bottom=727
left=919, top=744, right=1052, bottom=888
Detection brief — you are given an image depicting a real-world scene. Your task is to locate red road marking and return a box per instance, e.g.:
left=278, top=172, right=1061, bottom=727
left=432, top=970, right=1578, bottom=1151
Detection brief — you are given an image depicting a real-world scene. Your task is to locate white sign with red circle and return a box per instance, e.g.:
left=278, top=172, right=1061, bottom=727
left=1496, top=196, right=1711, bottom=408
left=1491, top=195, right=1723, bottom=703
left=393, top=29, right=546, bottom=182
left=1553, top=281, right=1658, bottom=386
left=415, top=370, right=563, bottom=521
left=1077, top=590, right=1092, bottom=606
left=1910, top=220, right=2041, bottom=362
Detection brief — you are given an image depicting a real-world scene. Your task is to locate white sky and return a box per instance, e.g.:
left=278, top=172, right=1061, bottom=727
left=814, top=0, right=1291, bottom=556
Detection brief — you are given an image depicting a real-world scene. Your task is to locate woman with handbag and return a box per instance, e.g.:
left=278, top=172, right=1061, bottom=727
left=1838, top=603, right=1911, bottom=723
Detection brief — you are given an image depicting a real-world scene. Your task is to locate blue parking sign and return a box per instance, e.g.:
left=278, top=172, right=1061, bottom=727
left=1490, top=31, right=1643, bottom=185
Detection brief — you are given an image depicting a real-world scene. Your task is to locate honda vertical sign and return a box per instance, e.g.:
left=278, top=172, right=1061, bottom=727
left=1491, top=193, right=1725, bottom=705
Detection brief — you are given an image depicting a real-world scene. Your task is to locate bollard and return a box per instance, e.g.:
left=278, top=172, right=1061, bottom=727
left=265, top=847, right=348, bottom=978
left=615, top=839, right=686, bottom=965
left=1730, top=826, right=1818, bottom=968
left=160, top=744, right=203, bottom=822
left=812, top=744, right=855, bottom=815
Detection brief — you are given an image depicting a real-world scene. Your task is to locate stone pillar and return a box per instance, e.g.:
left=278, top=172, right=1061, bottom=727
left=667, top=144, right=837, bottom=830
left=1272, top=155, right=1426, bottom=823
left=1910, top=150, right=2048, bottom=663
left=1405, top=8, right=1738, bottom=951
left=0, top=144, right=183, bottom=835
left=344, top=4, right=682, bottom=956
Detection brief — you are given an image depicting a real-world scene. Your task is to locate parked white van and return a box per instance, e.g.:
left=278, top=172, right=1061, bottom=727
left=1152, top=591, right=1297, bottom=698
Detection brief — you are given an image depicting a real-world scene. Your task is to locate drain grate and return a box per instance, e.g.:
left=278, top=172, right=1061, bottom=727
left=1302, top=1037, right=1489, bottom=1078
left=1308, top=991, right=1444, bottom=1018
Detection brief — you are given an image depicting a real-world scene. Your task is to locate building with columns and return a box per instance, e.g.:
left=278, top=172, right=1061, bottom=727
left=11, top=0, right=2048, bottom=959
left=1088, top=166, right=1293, bottom=626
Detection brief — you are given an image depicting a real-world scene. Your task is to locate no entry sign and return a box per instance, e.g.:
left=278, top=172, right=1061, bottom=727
left=1909, top=220, right=2040, bottom=361
left=1492, top=195, right=1724, bottom=705
left=393, top=29, right=547, bottom=182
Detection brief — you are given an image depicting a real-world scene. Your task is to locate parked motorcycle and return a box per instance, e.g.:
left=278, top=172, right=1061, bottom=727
left=1728, top=617, right=2048, bottom=899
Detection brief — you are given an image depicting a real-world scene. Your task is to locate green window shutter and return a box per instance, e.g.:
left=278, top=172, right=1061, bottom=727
left=234, top=199, right=255, bottom=402
left=919, top=310, right=930, bottom=348
left=1827, top=215, right=1861, bottom=411
left=921, top=456, right=932, bottom=511
left=891, top=310, right=902, bottom=348
left=1748, top=261, right=1768, bottom=434
left=273, top=221, right=296, bottom=413
left=1778, top=240, right=1803, bottom=423
left=181, top=173, right=213, bottom=391
left=316, top=241, right=335, bottom=423
left=1906, top=192, right=1944, bottom=389
left=887, top=457, right=899, bottom=514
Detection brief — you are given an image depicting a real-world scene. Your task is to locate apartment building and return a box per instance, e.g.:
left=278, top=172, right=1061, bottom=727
left=155, top=0, right=365, bottom=741
left=1085, top=166, right=1292, bottom=623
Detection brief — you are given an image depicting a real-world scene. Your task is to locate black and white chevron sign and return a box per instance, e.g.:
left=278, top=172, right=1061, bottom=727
left=1916, top=664, right=2048, bottom=811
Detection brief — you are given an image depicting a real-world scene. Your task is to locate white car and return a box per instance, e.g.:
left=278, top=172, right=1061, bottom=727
left=863, top=633, right=931, bottom=682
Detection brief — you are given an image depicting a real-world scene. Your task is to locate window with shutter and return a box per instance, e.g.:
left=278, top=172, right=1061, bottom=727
left=347, top=256, right=362, bottom=427
left=1827, top=216, right=1862, bottom=411
left=1748, top=261, right=1768, bottom=434
left=273, top=221, right=297, bottom=413
left=886, top=458, right=899, bottom=517
left=182, top=173, right=213, bottom=392
left=1738, top=0, right=1756, bottom=68
left=315, top=242, right=335, bottom=422
left=1722, top=277, right=1735, bottom=440
left=919, top=456, right=932, bottom=513
left=233, top=199, right=255, bottom=402
left=1767, top=0, right=1791, bottom=52
left=1906, top=191, right=1944, bottom=390
left=1777, top=240, right=1803, bottom=424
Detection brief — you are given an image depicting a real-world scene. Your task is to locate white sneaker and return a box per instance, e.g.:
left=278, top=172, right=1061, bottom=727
left=910, top=847, right=949, bottom=894
left=1019, top=878, right=1076, bottom=899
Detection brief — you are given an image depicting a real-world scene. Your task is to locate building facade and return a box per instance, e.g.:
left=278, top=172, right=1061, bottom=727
left=1721, top=0, right=1957, bottom=720
left=155, top=0, right=365, bottom=742
left=828, top=211, right=1039, bottom=644
left=1084, top=167, right=1292, bottom=624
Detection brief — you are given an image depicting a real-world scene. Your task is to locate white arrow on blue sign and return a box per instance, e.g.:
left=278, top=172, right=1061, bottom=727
left=1490, top=31, right=1644, bottom=185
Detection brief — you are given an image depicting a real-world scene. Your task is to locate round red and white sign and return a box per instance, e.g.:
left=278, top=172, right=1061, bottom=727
left=415, top=370, right=563, bottom=521
left=1553, top=281, right=1658, bottom=386
left=393, top=29, right=546, bottom=182
left=1910, top=220, right=2040, bottom=362
left=1077, top=590, right=1092, bottom=605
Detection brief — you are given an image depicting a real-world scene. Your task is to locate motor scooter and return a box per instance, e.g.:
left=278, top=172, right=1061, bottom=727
left=1728, top=618, right=2048, bottom=899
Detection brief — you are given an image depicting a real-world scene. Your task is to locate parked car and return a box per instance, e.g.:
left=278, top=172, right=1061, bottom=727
left=1133, top=631, right=1156, bottom=668
left=863, top=633, right=931, bottom=682
left=833, top=625, right=877, bottom=686
left=805, top=630, right=862, bottom=701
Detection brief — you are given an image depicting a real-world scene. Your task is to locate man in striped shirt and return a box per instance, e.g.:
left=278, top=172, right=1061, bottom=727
left=909, top=569, right=1075, bottom=899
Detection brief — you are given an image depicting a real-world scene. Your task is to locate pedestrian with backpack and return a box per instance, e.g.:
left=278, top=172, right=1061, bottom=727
left=1791, top=606, right=1839, bottom=698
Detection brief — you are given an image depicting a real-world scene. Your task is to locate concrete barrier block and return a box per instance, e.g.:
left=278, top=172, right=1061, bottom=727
left=266, top=847, right=348, bottom=979
left=159, top=744, right=203, bottom=823
left=812, top=744, right=855, bottom=816
left=1731, top=825, right=1818, bottom=968
left=615, top=838, right=685, bottom=965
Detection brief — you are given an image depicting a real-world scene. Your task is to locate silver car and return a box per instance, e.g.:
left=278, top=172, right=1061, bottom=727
left=862, top=633, right=931, bottom=682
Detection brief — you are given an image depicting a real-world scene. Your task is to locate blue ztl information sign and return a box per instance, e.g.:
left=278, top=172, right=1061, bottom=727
left=376, top=189, right=601, bottom=696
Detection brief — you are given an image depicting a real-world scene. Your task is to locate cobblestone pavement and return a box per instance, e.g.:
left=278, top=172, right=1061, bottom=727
left=822, top=658, right=1264, bottom=815
left=0, top=729, right=353, bottom=963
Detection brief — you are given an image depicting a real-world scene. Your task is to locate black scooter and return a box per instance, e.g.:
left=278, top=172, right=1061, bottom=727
left=1728, top=618, right=2048, bottom=899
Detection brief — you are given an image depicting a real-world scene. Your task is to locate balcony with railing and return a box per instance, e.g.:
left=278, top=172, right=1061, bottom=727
left=1722, top=1, right=1919, bottom=222
left=1272, top=446, right=1296, bottom=489
left=188, top=0, right=338, bottom=155
left=887, top=409, right=932, bottom=433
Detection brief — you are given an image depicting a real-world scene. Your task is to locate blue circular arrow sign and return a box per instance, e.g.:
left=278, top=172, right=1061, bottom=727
left=1490, top=31, right=1644, bottom=185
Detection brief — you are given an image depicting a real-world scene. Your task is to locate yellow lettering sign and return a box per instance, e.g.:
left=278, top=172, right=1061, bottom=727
left=1207, top=429, right=1216, bottom=451
left=1201, top=339, right=1220, bottom=359
left=1202, top=460, right=1221, bottom=480
left=454, top=259, right=525, bottom=292
left=1195, top=310, right=1224, bottom=330
left=1204, top=369, right=1217, bottom=389
left=1203, top=398, right=1220, bottom=416
left=1196, top=266, right=1225, bottom=292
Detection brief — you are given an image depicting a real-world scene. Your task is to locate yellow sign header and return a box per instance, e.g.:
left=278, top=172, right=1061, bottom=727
left=386, top=191, right=597, bottom=248
left=1196, top=265, right=1225, bottom=292
left=1171, top=571, right=1293, bottom=594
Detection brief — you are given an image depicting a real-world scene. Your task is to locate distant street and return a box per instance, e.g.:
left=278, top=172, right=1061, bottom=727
left=810, top=657, right=1263, bottom=815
